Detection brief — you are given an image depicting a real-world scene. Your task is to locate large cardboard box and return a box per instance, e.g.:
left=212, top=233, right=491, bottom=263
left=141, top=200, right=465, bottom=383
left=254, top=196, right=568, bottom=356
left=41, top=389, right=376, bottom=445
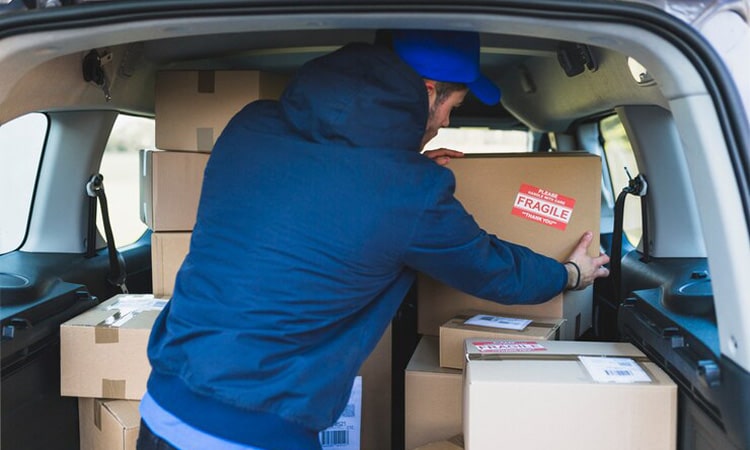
left=60, top=294, right=167, bottom=400
left=151, top=231, right=191, bottom=297
left=463, top=339, right=677, bottom=450
left=439, top=313, right=564, bottom=369
left=359, top=323, right=392, bottom=450
left=79, top=398, right=140, bottom=450
left=139, top=149, right=209, bottom=231
left=405, top=336, right=463, bottom=450
left=418, top=153, right=601, bottom=339
left=155, top=70, right=288, bottom=151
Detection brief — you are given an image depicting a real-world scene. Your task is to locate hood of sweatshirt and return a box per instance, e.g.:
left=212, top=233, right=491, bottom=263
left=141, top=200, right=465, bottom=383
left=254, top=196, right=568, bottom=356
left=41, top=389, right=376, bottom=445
left=279, top=42, right=429, bottom=151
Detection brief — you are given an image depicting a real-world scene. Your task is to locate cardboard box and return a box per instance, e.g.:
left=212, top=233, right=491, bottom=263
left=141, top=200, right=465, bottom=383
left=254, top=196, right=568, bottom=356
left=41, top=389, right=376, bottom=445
left=463, top=339, right=678, bottom=450
left=155, top=70, right=288, bottom=151
left=405, top=336, right=463, bottom=450
left=139, top=149, right=209, bottom=231
left=439, top=313, right=564, bottom=369
left=79, top=398, right=140, bottom=450
left=60, top=294, right=167, bottom=400
left=359, top=323, right=392, bottom=450
left=418, top=153, right=602, bottom=339
left=414, top=435, right=464, bottom=450
left=151, top=232, right=191, bottom=297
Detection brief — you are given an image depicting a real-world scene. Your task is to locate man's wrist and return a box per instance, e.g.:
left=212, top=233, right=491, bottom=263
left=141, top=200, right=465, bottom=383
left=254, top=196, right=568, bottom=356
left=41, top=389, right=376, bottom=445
left=564, top=261, right=581, bottom=290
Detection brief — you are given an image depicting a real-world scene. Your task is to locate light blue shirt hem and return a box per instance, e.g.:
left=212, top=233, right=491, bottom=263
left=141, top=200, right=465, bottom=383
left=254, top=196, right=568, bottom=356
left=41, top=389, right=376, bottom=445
left=140, top=390, right=267, bottom=450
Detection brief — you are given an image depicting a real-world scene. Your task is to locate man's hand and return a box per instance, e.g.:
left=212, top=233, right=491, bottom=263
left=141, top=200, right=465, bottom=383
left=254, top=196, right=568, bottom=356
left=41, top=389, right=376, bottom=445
left=564, top=231, right=610, bottom=290
left=423, top=148, right=464, bottom=166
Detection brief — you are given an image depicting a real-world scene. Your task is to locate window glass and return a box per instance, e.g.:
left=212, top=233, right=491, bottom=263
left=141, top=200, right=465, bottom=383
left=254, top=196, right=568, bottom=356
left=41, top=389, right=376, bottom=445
left=600, top=115, right=642, bottom=246
left=0, top=113, right=48, bottom=254
left=98, top=114, right=154, bottom=246
left=425, top=128, right=531, bottom=153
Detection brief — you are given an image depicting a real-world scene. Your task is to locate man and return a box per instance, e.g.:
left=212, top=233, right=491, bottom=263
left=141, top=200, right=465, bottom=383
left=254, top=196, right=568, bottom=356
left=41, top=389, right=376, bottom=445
left=138, top=29, right=609, bottom=450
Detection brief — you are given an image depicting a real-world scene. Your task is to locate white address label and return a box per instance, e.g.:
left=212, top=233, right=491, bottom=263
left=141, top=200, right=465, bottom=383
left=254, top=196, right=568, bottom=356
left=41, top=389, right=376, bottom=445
left=579, top=356, right=652, bottom=383
left=464, top=314, right=532, bottom=331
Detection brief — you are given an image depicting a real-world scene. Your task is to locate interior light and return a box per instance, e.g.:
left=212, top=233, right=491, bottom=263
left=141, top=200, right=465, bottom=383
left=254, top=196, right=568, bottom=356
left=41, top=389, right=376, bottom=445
left=627, top=57, right=655, bottom=86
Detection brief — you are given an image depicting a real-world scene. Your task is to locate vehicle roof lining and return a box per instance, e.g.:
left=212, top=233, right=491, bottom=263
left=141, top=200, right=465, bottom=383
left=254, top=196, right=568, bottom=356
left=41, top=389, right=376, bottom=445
left=0, top=11, right=705, bottom=131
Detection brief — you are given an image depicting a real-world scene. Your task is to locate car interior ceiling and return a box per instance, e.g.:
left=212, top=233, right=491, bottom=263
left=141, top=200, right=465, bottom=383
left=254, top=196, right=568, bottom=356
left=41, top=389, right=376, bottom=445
left=2, top=15, right=690, bottom=129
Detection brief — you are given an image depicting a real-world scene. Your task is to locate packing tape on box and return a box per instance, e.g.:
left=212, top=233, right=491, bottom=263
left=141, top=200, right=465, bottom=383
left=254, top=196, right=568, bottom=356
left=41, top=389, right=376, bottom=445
left=196, top=128, right=214, bottom=151
left=196, top=71, right=216, bottom=151
left=467, top=353, right=652, bottom=363
left=466, top=352, right=658, bottom=384
left=95, top=327, right=119, bottom=344
left=102, top=379, right=127, bottom=398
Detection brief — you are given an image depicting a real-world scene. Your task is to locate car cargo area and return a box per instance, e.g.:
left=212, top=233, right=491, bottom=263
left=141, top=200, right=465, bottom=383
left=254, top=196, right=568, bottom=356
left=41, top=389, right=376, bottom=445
left=1, top=2, right=749, bottom=450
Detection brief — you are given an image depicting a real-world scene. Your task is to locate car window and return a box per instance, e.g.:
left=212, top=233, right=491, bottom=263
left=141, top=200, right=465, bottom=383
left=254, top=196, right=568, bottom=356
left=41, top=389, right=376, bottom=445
left=0, top=113, right=48, bottom=254
left=98, top=114, right=154, bottom=246
left=425, top=127, right=531, bottom=153
left=600, top=114, right=642, bottom=247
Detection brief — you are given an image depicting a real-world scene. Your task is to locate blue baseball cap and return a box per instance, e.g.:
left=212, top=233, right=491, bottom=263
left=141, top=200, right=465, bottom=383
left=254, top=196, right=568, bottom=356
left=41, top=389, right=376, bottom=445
left=391, top=29, right=501, bottom=106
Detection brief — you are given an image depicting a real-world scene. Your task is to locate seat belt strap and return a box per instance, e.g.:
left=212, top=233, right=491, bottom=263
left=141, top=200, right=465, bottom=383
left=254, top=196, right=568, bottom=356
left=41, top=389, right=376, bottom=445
left=611, top=168, right=648, bottom=301
left=86, top=174, right=128, bottom=294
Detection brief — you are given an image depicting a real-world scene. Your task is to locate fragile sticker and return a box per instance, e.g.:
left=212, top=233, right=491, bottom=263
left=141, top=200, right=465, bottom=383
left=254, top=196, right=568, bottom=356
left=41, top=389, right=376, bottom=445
left=472, top=341, right=547, bottom=353
left=511, top=183, right=575, bottom=231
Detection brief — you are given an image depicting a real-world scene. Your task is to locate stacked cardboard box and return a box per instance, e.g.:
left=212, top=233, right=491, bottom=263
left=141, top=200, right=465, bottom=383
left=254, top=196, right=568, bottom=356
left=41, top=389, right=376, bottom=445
left=79, top=398, right=141, bottom=450
left=462, top=339, right=678, bottom=450
left=439, top=313, right=564, bottom=370
left=405, top=313, right=564, bottom=449
left=405, top=336, right=463, bottom=450
left=417, top=153, right=602, bottom=340
left=60, top=293, right=167, bottom=450
left=60, top=71, right=293, bottom=450
left=147, top=69, right=291, bottom=296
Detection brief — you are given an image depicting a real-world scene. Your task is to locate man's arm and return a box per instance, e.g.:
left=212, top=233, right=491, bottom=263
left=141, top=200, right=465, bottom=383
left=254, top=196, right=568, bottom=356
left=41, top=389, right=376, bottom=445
left=403, top=169, right=608, bottom=303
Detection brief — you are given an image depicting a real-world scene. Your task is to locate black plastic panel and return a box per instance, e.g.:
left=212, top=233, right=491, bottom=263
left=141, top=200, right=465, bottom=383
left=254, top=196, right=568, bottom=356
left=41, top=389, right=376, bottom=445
left=619, top=288, right=750, bottom=450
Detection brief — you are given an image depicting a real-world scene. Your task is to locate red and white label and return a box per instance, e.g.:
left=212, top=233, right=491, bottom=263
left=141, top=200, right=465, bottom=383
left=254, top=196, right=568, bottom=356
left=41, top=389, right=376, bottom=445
left=472, top=340, right=547, bottom=353
left=511, top=183, right=576, bottom=231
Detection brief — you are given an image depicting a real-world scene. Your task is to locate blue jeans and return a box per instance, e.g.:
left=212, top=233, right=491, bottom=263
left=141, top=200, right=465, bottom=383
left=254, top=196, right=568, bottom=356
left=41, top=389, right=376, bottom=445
left=137, top=419, right=179, bottom=450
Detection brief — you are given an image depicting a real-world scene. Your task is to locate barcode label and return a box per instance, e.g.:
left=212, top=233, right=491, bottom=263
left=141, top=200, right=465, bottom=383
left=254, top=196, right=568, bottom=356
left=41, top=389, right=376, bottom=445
left=464, top=314, right=532, bottom=331
left=319, top=376, right=361, bottom=449
left=579, top=356, right=652, bottom=383
left=320, top=430, right=350, bottom=446
left=605, top=369, right=633, bottom=377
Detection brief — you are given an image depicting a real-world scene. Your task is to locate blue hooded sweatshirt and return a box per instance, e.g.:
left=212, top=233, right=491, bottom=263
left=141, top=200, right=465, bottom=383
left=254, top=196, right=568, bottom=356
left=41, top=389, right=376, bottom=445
left=146, top=42, right=567, bottom=450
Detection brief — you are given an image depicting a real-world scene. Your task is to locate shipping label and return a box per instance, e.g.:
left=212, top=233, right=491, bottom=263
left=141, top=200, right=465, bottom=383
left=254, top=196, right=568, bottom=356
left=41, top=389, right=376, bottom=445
left=100, top=295, right=167, bottom=328
left=511, top=183, right=576, bottom=231
left=579, top=356, right=652, bottom=383
left=464, top=314, right=532, bottom=331
left=319, top=376, right=362, bottom=449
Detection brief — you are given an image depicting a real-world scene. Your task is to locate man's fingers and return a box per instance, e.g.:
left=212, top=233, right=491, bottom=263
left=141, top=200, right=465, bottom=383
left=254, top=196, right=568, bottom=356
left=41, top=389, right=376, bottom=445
left=574, top=231, right=593, bottom=253
left=593, top=252, right=610, bottom=267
